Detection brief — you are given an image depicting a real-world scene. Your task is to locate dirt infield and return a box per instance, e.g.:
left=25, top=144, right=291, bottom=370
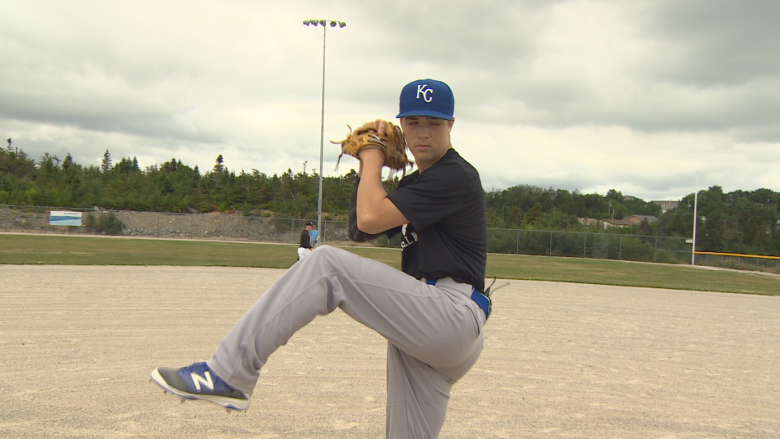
left=1, top=265, right=778, bottom=438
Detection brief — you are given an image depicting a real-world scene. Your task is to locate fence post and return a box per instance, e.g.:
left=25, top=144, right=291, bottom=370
left=583, top=233, right=587, bottom=258
left=654, top=236, right=658, bottom=262
left=549, top=231, right=553, bottom=256
left=516, top=230, right=519, bottom=254
left=619, top=234, right=623, bottom=260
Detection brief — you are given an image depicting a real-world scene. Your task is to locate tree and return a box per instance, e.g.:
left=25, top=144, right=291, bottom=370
left=101, top=150, right=112, bottom=173
left=526, top=202, right=546, bottom=226
left=0, top=147, right=36, bottom=178
left=211, top=154, right=226, bottom=189
left=507, top=206, right=523, bottom=228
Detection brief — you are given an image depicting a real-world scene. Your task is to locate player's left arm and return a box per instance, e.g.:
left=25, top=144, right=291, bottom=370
left=356, top=148, right=409, bottom=234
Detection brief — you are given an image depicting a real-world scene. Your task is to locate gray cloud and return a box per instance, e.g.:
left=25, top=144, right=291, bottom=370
left=1, top=0, right=778, bottom=202
left=640, top=0, right=780, bottom=85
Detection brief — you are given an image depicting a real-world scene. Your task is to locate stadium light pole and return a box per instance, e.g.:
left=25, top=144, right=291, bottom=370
left=303, top=19, right=346, bottom=240
left=691, top=171, right=699, bottom=265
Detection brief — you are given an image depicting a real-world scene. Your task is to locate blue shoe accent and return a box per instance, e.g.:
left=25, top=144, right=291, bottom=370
left=151, top=362, right=250, bottom=410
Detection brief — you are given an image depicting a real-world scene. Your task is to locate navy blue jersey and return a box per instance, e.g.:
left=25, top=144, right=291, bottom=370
left=387, top=149, right=487, bottom=292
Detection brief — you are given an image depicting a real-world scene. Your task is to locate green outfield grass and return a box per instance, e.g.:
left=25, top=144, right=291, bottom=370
left=1, top=234, right=778, bottom=296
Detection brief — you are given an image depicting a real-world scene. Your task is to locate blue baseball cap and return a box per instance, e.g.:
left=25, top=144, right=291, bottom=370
left=396, top=79, right=454, bottom=120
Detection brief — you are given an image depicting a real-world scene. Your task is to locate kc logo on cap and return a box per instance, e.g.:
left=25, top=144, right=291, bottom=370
left=397, top=79, right=454, bottom=120
left=416, top=84, right=434, bottom=103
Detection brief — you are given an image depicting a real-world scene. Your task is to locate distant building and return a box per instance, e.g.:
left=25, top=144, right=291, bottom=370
left=578, top=217, right=600, bottom=226
left=652, top=200, right=679, bottom=213
left=601, top=219, right=635, bottom=229
left=579, top=215, right=657, bottom=230
left=624, top=214, right=658, bottom=225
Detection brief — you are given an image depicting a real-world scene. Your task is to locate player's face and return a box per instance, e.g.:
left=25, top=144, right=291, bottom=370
left=400, top=116, right=455, bottom=172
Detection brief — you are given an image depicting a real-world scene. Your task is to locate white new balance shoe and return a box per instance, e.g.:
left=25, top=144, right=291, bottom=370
left=151, top=362, right=250, bottom=411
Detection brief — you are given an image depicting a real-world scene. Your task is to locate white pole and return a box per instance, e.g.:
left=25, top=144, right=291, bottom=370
left=691, top=171, right=699, bottom=265
left=317, top=24, right=326, bottom=237
left=303, top=19, right=345, bottom=241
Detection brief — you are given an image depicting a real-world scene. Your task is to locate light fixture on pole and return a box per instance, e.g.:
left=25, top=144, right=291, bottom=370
left=303, top=19, right=346, bottom=240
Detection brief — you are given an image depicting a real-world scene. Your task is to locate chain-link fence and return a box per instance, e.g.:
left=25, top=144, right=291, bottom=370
left=694, top=252, right=780, bottom=274
left=483, top=228, right=691, bottom=264
left=1, top=204, right=694, bottom=266
left=0, top=204, right=350, bottom=244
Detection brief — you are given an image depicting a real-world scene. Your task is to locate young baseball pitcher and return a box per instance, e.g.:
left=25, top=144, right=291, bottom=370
left=151, top=79, right=491, bottom=438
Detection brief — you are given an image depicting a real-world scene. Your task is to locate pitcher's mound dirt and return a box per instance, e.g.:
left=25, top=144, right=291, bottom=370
left=1, top=265, right=777, bottom=438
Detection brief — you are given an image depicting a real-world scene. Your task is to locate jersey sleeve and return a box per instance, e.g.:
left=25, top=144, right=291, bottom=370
left=388, top=163, right=468, bottom=232
left=347, top=177, right=401, bottom=241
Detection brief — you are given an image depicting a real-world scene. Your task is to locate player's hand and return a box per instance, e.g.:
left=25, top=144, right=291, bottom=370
left=334, top=118, right=410, bottom=174
left=373, top=119, right=388, bottom=137
left=354, top=119, right=388, bottom=137
left=358, top=146, right=385, bottom=162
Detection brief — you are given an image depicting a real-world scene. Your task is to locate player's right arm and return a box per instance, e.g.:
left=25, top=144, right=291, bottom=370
left=356, top=148, right=409, bottom=234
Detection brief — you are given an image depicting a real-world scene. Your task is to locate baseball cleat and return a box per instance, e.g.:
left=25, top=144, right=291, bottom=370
left=150, top=362, right=250, bottom=411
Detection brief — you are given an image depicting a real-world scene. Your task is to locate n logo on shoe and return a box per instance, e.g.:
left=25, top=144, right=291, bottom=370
left=191, top=371, right=214, bottom=391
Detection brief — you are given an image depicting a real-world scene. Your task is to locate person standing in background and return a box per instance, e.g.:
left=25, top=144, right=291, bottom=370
left=298, top=221, right=313, bottom=260
left=309, top=224, right=320, bottom=248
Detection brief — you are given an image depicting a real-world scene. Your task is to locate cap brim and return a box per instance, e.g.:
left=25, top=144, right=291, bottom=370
left=396, top=110, right=453, bottom=120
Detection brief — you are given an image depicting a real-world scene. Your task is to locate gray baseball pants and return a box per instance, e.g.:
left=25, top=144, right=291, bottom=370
left=206, top=245, right=486, bottom=438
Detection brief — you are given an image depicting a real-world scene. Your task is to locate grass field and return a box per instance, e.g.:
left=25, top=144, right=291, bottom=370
left=1, top=233, right=778, bottom=296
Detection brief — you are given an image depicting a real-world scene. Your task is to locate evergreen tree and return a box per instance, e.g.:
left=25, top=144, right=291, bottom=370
left=101, top=150, right=113, bottom=173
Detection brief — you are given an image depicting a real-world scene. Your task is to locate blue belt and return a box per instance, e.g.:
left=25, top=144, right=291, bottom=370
left=426, top=279, right=491, bottom=320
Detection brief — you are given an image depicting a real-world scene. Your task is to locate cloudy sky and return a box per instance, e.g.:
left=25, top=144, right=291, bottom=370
left=1, top=0, right=778, bottom=202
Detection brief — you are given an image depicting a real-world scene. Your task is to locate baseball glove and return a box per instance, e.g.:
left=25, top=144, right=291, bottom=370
left=332, top=120, right=412, bottom=172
